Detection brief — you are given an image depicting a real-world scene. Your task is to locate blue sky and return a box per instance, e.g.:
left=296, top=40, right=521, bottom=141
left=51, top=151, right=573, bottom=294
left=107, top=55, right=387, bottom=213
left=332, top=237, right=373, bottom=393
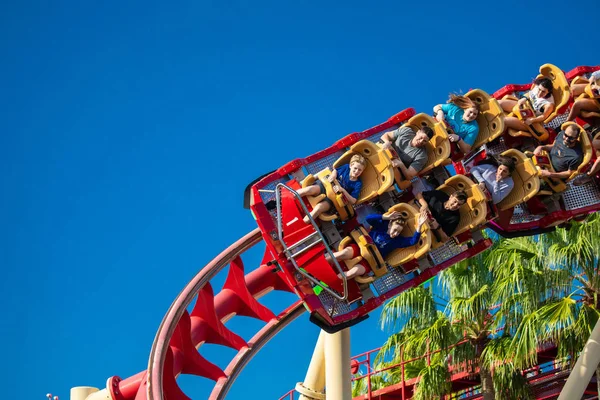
left=2, top=1, right=598, bottom=399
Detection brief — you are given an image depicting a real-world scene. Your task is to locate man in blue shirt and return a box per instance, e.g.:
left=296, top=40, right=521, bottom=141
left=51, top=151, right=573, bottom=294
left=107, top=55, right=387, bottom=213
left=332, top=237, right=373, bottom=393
left=296, top=154, right=365, bottom=223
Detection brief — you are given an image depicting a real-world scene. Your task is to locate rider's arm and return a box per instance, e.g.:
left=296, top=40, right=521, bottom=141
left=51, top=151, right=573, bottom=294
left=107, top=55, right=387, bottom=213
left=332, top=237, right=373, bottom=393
left=543, top=169, right=575, bottom=180
left=532, top=102, right=555, bottom=123
left=380, top=130, right=395, bottom=148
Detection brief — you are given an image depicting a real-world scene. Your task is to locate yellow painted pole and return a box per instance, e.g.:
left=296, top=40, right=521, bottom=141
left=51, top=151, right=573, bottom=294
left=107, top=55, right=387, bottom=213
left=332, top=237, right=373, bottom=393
left=296, top=330, right=326, bottom=400
left=558, top=319, right=600, bottom=399
left=324, top=329, right=352, bottom=400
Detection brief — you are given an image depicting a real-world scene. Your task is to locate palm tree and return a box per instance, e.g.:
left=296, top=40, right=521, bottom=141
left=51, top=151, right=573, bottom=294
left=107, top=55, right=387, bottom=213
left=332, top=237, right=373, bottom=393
left=375, top=249, right=533, bottom=400
left=489, top=214, right=600, bottom=394
left=368, top=215, right=600, bottom=399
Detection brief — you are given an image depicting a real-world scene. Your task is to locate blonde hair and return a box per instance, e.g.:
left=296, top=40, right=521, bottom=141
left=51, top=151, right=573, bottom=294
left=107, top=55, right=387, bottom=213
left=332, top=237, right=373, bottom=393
left=350, top=154, right=366, bottom=167
left=448, top=94, right=480, bottom=111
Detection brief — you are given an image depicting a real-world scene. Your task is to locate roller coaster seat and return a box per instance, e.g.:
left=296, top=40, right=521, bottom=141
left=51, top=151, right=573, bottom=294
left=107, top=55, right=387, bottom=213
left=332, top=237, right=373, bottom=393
left=333, top=140, right=395, bottom=204
left=437, top=174, right=487, bottom=237
left=532, top=122, right=592, bottom=192
left=338, top=226, right=387, bottom=284
left=571, top=76, right=600, bottom=119
left=302, top=168, right=356, bottom=222
left=496, top=149, right=541, bottom=211
left=501, top=94, right=550, bottom=142
left=538, top=63, right=571, bottom=123
left=467, top=89, right=505, bottom=149
left=382, top=203, right=432, bottom=268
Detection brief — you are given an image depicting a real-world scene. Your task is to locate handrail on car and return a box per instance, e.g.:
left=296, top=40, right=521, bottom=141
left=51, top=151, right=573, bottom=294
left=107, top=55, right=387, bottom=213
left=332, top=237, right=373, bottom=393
left=274, top=183, right=349, bottom=301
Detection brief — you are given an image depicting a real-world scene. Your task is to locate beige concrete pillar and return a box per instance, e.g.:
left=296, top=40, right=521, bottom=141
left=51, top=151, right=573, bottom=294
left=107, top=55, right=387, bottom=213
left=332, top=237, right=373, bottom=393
left=70, top=387, right=99, bottom=400
left=324, top=329, right=352, bottom=400
left=558, top=319, right=600, bottom=399
left=296, top=330, right=326, bottom=400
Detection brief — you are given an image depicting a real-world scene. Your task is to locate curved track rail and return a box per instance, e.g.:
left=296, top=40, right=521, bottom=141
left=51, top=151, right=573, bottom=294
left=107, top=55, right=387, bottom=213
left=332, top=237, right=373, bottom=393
left=102, top=229, right=307, bottom=400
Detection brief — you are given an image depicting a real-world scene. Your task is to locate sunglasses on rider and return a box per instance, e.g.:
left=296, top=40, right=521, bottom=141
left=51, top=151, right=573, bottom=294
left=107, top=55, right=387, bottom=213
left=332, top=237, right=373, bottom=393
left=564, top=133, right=579, bottom=142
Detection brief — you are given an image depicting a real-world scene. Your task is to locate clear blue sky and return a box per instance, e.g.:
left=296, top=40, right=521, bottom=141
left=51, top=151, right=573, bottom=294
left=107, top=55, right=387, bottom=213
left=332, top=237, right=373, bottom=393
left=2, top=1, right=598, bottom=399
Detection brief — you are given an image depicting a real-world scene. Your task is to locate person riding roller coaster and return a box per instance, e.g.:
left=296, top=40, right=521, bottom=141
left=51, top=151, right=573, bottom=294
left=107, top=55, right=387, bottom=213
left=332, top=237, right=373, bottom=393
left=533, top=124, right=583, bottom=180
left=568, top=70, right=600, bottom=122
left=433, top=94, right=480, bottom=154
left=470, top=156, right=516, bottom=205
left=329, top=211, right=428, bottom=279
left=380, top=125, right=434, bottom=179
left=415, top=189, right=467, bottom=242
left=499, top=77, right=555, bottom=136
left=296, top=154, right=366, bottom=223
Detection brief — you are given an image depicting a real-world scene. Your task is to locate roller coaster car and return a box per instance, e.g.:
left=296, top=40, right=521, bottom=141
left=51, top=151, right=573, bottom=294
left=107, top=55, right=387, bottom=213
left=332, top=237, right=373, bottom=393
left=387, top=113, right=451, bottom=190
left=571, top=76, right=600, bottom=119
left=532, top=122, right=592, bottom=193
left=302, top=168, right=355, bottom=222
left=435, top=174, right=487, bottom=245
left=333, top=140, right=395, bottom=203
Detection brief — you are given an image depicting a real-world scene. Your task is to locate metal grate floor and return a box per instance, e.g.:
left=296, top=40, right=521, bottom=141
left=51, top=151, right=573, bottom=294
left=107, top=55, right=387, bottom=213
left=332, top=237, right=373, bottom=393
left=318, top=289, right=353, bottom=317
left=510, top=204, right=544, bottom=224
left=562, top=180, right=600, bottom=211
left=429, top=240, right=466, bottom=265
left=372, top=266, right=413, bottom=296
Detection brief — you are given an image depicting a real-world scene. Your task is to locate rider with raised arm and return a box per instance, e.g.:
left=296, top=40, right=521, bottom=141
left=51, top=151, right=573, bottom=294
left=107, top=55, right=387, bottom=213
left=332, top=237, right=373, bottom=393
left=415, top=189, right=467, bottom=242
left=330, top=211, right=427, bottom=279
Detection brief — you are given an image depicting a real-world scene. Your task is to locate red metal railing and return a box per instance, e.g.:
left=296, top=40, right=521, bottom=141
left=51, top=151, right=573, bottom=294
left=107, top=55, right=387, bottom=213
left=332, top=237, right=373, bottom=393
left=279, top=338, right=589, bottom=400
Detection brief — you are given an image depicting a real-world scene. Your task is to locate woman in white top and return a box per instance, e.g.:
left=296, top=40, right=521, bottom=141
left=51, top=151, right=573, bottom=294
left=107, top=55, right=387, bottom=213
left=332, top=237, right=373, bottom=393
left=498, top=77, right=555, bottom=134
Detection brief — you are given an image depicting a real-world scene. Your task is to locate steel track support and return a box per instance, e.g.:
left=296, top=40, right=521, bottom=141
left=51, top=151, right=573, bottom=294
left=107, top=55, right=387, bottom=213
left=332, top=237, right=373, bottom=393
left=324, top=328, right=352, bottom=400
left=296, top=331, right=326, bottom=400
left=558, top=318, right=600, bottom=399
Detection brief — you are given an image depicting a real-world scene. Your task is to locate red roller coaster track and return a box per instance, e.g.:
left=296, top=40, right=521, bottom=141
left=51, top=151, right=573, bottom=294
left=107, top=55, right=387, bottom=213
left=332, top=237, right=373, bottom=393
left=101, top=228, right=309, bottom=400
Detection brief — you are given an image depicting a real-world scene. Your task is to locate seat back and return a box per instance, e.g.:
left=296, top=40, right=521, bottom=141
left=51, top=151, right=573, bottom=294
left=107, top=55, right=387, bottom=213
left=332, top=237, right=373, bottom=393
left=349, top=227, right=388, bottom=277
left=302, top=169, right=355, bottom=221
left=382, top=203, right=431, bottom=268
left=404, top=113, right=451, bottom=176
left=538, top=63, right=571, bottom=123
left=496, top=149, right=541, bottom=211
left=437, top=174, right=487, bottom=236
left=333, top=140, right=395, bottom=204
left=467, top=89, right=505, bottom=149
